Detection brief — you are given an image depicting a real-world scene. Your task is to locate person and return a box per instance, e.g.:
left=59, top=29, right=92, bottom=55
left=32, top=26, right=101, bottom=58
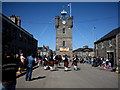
left=48, top=54, right=54, bottom=71
left=92, top=57, right=97, bottom=67
left=25, top=54, right=35, bottom=81
left=72, top=55, right=79, bottom=71
left=91, top=57, right=94, bottom=65
left=105, top=58, right=109, bottom=66
left=53, top=55, right=59, bottom=69
left=58, top=55, right=62, bottom=66
left=96, top=56, right=100, bottom=67
left=80, top=57, right=84, bottom=64
left=109, top=57, right=113, bottom=70
left=2, top=52, right=20, bottom=90
left=37, top=58, right=41, bottom=67
left=83, top=57, right=86, bottom=64
left=15, top=54, right=21, bottom=66
left=23, top=58, right=29, bottom=69
left=15, top=54, right=22, bottom=74
left=99, top=57, right=103, bottom=67
left=104, top=57, right=111, bottom=69
left=111, top=64, right=117, bottom=72
left=38, top=55, right=42, bottom=67
left=63, top=55, right=69, bottom=71
left=20, top=53, right=25, bottom=71
left=43, top=55, right=49, bottom=70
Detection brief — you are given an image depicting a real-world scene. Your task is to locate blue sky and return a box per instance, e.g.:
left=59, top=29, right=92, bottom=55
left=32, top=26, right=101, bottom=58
left=2, top=2, right=118, bottom=51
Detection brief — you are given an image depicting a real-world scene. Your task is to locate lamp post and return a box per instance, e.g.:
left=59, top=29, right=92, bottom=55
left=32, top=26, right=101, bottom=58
left=92, top=27, right=96, bottom=57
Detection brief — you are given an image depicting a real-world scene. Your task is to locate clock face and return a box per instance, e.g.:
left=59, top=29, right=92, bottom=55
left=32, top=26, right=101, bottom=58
left=62, top=21, right=66, bottom=24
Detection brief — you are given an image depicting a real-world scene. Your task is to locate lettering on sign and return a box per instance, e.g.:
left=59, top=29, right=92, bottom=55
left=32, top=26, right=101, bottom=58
left=60, top=48, right=69, bottom=51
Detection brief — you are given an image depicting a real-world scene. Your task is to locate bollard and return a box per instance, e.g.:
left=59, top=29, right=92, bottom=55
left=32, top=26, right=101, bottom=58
left=115, top=67, right=118, bottom=73
left=16, top=67, right=21, bottom=74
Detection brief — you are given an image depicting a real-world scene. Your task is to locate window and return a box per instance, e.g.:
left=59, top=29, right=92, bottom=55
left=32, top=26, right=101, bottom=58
left=109, top=40, right=112, bottom=47
left=19, top=31, right=22, bottom=40
left=63, top=41, right=65, bottom=46
left=82, top=52, right=86, bottom=57
left=24, top=35, right=27, bottom=43
left=63, top=28, right=65, bottom=33
left=12, top=28, right=16, bottom=39
left=43, top=48, right=47, bottom=52
left=101, top=42, right=104, bottom=49
left=96, top=44, right=98, bottom=49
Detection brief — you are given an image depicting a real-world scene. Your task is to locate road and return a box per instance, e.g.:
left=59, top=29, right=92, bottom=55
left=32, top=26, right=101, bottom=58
left=16, top=63, right=118, bottom=88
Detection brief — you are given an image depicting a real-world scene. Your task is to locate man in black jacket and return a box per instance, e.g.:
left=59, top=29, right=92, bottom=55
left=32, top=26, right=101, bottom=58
left=2, top=53, right=20, bottom=90
left=72, top=55, right=79, bottom=71
left=63, top=55, right=69, bottom=71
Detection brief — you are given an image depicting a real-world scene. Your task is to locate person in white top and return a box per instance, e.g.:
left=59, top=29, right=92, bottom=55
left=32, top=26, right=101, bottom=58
left=53, top=55, right=59, bottom=70
left=43, top=55, right=49, bottom=70
left=20, top=53, right=25, bottom=70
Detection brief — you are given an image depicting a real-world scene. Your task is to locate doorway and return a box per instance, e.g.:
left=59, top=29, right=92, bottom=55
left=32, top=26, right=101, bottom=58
left=107, top=51, right=114, bottom=67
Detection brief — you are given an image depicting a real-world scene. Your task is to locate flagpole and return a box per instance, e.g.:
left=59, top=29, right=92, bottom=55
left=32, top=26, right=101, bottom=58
left=70, top=3, right=72, bottom=17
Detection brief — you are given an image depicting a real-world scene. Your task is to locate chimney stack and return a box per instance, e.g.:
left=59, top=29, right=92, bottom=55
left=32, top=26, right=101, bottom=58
left=9, top=15, right=21, bottom=26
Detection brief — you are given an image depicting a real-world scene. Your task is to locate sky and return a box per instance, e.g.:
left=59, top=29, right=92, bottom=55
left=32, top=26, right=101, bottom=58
left=2, top=2, right=119, bottom=51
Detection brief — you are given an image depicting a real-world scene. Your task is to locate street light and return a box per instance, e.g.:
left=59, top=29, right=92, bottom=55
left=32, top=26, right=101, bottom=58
left=92, top=27, right=96, bottom=57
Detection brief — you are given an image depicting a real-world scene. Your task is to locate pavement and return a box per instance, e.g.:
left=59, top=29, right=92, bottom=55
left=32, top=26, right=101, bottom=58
left=16, top=63, right=118, bottom=88
left=16, top=65, right=39, bottom=78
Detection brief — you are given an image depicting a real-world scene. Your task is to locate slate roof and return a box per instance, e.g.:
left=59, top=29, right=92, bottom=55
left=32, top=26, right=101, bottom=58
left=94, top=27, right=120, bottom=44
left=73, top=48, right=93, bottom=52
left=73, top=48, right=83, bottom=52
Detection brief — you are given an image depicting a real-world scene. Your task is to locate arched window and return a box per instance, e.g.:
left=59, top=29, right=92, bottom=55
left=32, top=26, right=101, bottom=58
left=63, top=28, right=65, bottom=33
left=63, top=41, right=65, bottom=46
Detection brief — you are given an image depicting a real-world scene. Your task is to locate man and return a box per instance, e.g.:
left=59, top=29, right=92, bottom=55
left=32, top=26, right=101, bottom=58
left=43, top=55, right=49, bottom=70
left=2, top=52, right=20, bottom=90
left=53, top=55, right=59, bottom=69
left=72, top=55, right=79, bottom=71
left=48, top=55, right=54, bottom=71
left=25, top=54, right=35, bottom=81
left=62, top=55, right=69, bottom=71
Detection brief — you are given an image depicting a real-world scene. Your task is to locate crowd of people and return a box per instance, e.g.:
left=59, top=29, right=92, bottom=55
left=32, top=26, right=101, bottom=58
left=37, top=55, right=118, bottom=72
left=2, top=52, right=118, bottom=90
left=2, top=52, right=80, bottom=90
left=79, top=56, right=117, bottom=72
left=37, top=54, right=80, bottom=71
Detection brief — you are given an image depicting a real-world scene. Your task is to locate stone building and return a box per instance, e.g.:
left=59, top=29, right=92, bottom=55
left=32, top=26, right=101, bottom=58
left=37, top=46, right=53, bottom=57
left=73, top=45, right=93, bottom=58
left=55, top=9, right=73, bottom=58
left=94, top=27, right=120, bottom=66
left=1, top=14, right=38, bottom=57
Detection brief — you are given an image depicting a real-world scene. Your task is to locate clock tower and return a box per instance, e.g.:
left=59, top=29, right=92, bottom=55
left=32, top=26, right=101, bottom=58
left=55, top=9, right=73, bottom=58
